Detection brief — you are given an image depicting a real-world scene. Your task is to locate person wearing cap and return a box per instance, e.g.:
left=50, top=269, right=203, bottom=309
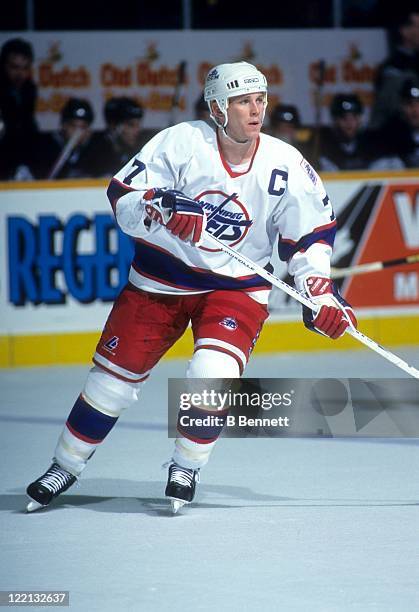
left=269, top=102, right=314, bottom=161
left=93, top=97, right=150, bottom=176
left=370, top=7, right=419, bottom=129
left=269, top=103, right=300, bottom=142
left=36, top=97, right=103, bottom=179
left=26, top=61, right=357, bottom=514
left=318, top=93, right=379, bottom=171
left=373, top=80, right=419, bottom=168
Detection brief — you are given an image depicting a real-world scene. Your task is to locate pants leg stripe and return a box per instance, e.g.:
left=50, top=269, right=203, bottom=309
left=194, top=338, right=247, bottom=371
left=93, top=352, right=150, bottom=383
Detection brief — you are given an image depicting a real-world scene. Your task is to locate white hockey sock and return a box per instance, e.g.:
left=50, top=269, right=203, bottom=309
left=54, top=425, right=96, bottom=476
left=54, top=366, right=144, bottom=476
left=172, top=436, right=217, bottom=470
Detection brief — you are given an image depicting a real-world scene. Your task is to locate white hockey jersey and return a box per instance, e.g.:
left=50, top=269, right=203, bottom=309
left=107, top=120, right=336, bottom=302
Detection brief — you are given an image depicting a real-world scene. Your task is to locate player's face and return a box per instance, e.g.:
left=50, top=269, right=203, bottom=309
left=226, top=92, right=266, bottom=141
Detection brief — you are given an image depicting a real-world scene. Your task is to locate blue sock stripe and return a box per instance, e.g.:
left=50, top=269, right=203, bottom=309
left=67, top=396, right=118, bottom=442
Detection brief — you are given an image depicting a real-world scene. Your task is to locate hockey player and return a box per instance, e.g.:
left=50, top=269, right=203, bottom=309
left=26, top=61, right=357, bottom=514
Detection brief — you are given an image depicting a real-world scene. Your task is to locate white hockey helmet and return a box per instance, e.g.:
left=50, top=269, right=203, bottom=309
left=204, top=61, right=268, bottom=128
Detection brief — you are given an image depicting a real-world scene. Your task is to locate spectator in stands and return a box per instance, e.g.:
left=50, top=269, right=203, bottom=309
left=37, top=97, right=102, bottom=179
left=0, top=37, right=39, bottom=180
left=93, top=97, right=146, bottom=176
left=269, top=103, right=300, bottom=142
left=370, top=7, right=419, bottom=129
left=268, top=103, right=314, bottom=162
left=372, top=80, right=419, bottom=168
left=318, top=93, right=379, bottom=171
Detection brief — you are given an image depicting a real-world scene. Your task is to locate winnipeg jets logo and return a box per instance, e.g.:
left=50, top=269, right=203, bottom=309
left=195, top=190, right=252, bottom=251
left=219, top=317, right=238, bottom=331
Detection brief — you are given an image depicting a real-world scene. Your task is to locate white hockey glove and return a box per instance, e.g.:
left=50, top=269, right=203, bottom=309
left=303, top=276, right=357, bottom=339
left=143, top=188, right=206, bottom=245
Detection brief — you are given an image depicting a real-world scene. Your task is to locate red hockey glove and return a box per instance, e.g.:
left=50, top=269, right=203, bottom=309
left=303, top=276, right=357, bottom=339
left=143, top=188, right=206, bottom=245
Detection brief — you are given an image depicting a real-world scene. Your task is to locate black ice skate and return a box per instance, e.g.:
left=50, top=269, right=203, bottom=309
left=165, top=462, right=200, bottom=514
left=26, top=462, right=77, bottom=512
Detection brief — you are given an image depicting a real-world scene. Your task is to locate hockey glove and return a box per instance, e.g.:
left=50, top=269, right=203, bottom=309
left=302, top=276, right=357, bottom=339
left=143, top=188, right=206, bottom=245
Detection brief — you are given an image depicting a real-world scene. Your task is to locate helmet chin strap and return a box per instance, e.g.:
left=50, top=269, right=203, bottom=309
left=210, top=99, right=266, bottom=145
left=213, top=111, right=250, bottom=145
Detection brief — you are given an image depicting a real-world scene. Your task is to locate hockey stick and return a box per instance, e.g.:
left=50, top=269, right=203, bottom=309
left=47, top=127, right=83, bottom=180
left=203, top=232, right=419, bottom=379
left=331, top=254, right=419, bottom=279
left=206, top=192, right=238, bottom=222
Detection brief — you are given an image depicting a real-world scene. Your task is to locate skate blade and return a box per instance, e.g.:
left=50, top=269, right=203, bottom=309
left=26, top=498, right=45, bottom=513
left=170, top=498, right=187, bottom=514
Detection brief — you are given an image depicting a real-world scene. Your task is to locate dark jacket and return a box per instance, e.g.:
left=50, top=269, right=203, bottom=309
left=0, top=74, right=39, bottom=179
left=318, top=126, right=380, bottom=171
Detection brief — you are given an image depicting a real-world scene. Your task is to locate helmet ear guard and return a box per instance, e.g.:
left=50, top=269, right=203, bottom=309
left=208, top=99, right=226, bottom=127
left=204, top=62, right=268, bottom=129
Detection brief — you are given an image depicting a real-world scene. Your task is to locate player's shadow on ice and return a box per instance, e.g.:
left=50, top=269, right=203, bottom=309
left=4, top=478, right=419, bottom=516
left=8, top=478, right=291, bottom=516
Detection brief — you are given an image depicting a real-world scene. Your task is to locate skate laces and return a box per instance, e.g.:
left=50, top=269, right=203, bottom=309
left=38, top=464, right=74, bottom=493
left=169, top=464, right=199, bottom=487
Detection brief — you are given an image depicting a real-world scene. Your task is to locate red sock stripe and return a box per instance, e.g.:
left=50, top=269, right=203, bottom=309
left=66, top=422, right=101, bottom=445
left=176, top=428, right=219, bottom=445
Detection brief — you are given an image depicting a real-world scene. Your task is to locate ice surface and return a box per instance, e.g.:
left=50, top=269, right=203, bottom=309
left=1, top=348, right=419, bottom=611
